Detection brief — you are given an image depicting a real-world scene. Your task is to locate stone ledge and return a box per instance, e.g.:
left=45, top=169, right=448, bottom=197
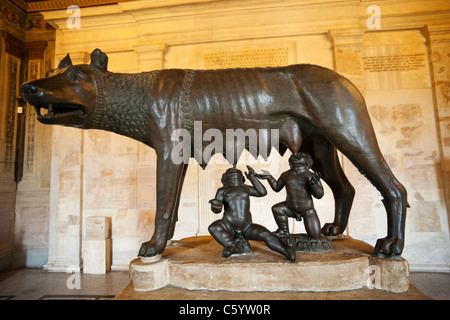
left=115, top=283, right=430, bottom=300
left=129, top=235, right=409, bottom=293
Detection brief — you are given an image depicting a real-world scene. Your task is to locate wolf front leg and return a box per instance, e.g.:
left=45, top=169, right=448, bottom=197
left=167, top=163, right=189, bottom=241
left=139, top=155, right=188, bottom=257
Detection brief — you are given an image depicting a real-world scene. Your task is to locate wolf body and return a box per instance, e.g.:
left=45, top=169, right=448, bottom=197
left=21, top=49, right=407, bottom=258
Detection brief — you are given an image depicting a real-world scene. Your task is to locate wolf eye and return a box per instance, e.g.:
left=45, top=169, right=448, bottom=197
left=67, top=69, right=86, bottom=82
left=45, top=69, right=55, bottom=77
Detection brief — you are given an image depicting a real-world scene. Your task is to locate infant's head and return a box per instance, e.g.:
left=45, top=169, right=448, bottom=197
left=289, top=152, right=313, bottom=170
left=221, top=167, right=245, bottom=186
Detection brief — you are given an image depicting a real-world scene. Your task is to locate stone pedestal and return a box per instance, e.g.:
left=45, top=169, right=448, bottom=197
left=129, top=258, right=168, bottom=291
left=82, top=216, right=112, bottom=274
left=129, top=235, right=409, bottom=293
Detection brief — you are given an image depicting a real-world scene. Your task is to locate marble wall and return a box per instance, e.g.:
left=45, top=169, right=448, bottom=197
left=0, top=1, right=55, bottom=270
left=16, top=0, right=449, bottom=272
left=14, top=40, right=55, bottom=268
left=0, top=36, right=20, bottom=271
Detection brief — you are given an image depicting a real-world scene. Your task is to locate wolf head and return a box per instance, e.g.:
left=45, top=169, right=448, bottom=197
left=21, top=49, right=108, bottom=128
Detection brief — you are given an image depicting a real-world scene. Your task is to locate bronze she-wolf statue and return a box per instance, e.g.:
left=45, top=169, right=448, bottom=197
left=21, top=49, right=408, bottom=259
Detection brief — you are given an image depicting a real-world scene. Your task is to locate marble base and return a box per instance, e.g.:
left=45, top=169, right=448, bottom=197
left=129, top=236, right=409, bottom=293
left=115, top=283, right=430, bottom=300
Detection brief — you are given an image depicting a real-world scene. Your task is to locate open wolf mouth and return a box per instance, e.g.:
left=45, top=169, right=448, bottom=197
left=34, top=104, right=87, bottom=119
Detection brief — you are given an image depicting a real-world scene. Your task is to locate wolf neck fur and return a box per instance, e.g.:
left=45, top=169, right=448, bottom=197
left=89, top=70, right=159, bottom=146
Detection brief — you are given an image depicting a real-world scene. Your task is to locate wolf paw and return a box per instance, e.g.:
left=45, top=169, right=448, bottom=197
left=374, top=237, right=403, bottom=258
left=138, top=239, right=166, bottom=257
left=321, top=223, right=342, bottom=236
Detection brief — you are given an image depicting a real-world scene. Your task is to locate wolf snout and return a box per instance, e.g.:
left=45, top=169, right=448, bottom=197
left=21, top=82, right=40, bottom=96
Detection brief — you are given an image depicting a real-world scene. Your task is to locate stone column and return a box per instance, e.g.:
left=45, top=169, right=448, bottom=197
left=44, top=52, right=89, bottom=272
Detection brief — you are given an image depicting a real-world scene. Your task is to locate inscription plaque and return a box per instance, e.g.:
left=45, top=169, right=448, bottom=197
left=363, top=53, right=425, bottom=72
left=201, top=46, right=294, bottom=69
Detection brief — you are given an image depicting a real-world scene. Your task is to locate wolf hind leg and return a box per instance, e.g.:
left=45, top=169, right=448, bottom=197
left=296, top=84, right=407, bottom=257
left=322, top=128, right=407, bottom=257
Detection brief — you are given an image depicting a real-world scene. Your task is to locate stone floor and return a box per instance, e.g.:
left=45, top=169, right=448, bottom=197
left=0, top=268, right=448, bottom=300
left=0, top=268, right=130, bottom=300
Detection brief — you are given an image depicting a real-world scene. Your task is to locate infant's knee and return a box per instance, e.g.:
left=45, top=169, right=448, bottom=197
left=272, top=203, right=285, bottom=215
left=303, top=209, right=321, bottom=239
left=208, top=221, right=223, bottom=234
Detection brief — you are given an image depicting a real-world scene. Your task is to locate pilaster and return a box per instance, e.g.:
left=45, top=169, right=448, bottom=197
left=44, top=52, right=88, bottom=272
left=196, top=167, right=217, bottom=236
left=44, top=125, right=84, bottom=272
left=328, top=29, right=365, bottom=93
left=424, top=24, right=450, bottom=231
left=134, top=43, right=167, bottom=72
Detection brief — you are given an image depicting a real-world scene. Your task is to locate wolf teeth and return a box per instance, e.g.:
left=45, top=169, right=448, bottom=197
left=34, top=104, right=85, bottom=118
left=34, top=106, right=41, bottom=117
left=43, top=105, right=52, bottom=118
left=35, top=104, right=52, bottom=118
left=41, top=105, right=50, bottom=118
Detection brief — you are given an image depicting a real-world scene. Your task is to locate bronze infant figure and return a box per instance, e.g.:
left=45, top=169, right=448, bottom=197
left=257, top=152, right=324, bottom=239
left=208, top=166, right=296, bottom=262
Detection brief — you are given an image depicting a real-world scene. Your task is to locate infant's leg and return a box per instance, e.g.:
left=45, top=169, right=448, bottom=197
left=272, top=202, right=295, bottom=236
left=303, top=209, right=321, bottom=239
left=208, top=219, right=238, bottom=258
left=244, top=224, right=296, bottom=262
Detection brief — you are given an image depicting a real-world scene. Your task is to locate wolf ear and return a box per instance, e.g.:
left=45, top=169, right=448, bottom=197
left=58, top=54, right=72, bottom=68
left=90, top=49, right=108, bottom=71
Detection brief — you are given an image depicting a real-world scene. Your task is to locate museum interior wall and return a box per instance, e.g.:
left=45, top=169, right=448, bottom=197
left=0, top=0, right=56, bottom=270
left=0, top=0, right=449, bottom=273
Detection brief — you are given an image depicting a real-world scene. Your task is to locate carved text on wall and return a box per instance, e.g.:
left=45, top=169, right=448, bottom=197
left=363, top=54, right=426, bottom=72
left=201, top=46, right=293, bottom=69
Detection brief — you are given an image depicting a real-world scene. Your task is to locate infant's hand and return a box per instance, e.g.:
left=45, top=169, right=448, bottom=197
left=245, top=165, right=255, bottom=178
left=209, top=199, right=223, bottom=213
left=309, top=172, right=321, bottom=185
left=255, top=169, right=271, bottom=179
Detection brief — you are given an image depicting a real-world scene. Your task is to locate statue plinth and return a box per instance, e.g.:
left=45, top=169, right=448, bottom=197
left=280, top=233, right=333, bottom=252
left=129, top=235, right=409, bottom=293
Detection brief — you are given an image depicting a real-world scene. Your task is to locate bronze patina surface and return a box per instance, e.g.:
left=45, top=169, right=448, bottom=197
left=21, top=49, right=408, bottom=259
